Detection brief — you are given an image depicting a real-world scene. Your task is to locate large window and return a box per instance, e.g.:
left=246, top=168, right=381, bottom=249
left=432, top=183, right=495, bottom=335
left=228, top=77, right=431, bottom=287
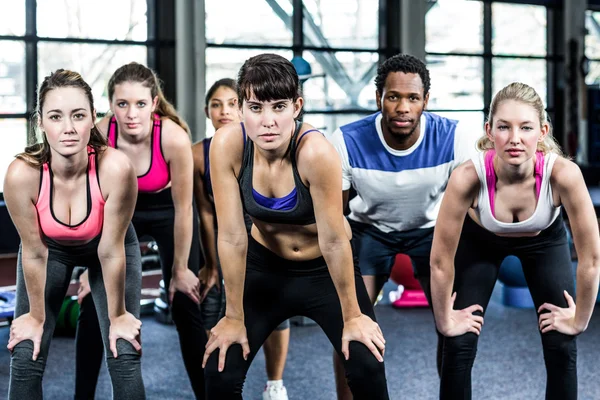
left=426, top=0, right=551, bottom=137
left=0, top=0, right=155, bottom=193
left=204, top=0, right=379, bottom=138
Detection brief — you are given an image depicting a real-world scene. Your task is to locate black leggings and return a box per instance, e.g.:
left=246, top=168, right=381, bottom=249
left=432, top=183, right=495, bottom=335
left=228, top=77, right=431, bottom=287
left=75, top=190, right=207, bottom=399
left=440, top=215, right=576, bottom=400
left=204, top=236, right=389, bottom=399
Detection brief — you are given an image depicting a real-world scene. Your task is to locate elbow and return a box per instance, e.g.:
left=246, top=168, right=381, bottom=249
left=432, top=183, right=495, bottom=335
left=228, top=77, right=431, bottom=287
left=577, top=254, right=600, bottom=279
left=319, top=236, right=349, bottom=256
left=21, top=244, right=48, bottom=260
left=430, top=254, right=451, bottom=276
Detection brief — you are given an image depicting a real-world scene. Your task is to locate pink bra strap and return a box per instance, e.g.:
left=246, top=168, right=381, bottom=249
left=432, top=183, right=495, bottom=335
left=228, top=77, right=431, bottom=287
left=484, top=150, right=497, bottom=218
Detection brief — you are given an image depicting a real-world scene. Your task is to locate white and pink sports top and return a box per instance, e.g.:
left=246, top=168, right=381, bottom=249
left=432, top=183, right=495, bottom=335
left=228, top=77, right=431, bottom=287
left=471, top=149, right=560, bottom=234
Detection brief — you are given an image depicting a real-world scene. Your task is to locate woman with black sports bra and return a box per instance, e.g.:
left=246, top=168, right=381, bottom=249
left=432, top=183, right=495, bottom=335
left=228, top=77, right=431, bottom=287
left=193, top=78, right=292, bottom=400
left=75, top=62, right=207, bottom=399
left=3, top=69, right=145, bottom=399
left=201, top=53, right=389, bottom=399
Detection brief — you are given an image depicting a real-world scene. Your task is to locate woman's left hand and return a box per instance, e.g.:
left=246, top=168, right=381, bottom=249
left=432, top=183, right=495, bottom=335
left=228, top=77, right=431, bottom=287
left=538, top=290, right=582, bottom=335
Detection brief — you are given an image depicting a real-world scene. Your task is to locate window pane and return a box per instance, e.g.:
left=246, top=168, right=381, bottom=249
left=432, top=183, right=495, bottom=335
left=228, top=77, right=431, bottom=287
left=206, top=0, right=292, bottom=46
left=0, top=119, right=27, bottom=193
left=586, top=61, right=600, bottom=85
left=426, top=0, right=483, bottom=54
left=37, top=0, right=147, bottom=41
left=303, top=0, right=378, bottom=49
left=0, top=1, right=26, bottom=36
left=303, top=51, right=378, bottom=110
left=306, top=113, right=373, bottom=137
left=0, top=41, right=26, bottom=114
left=586, top=11, right=600, bottom=59
left=435, top=111, right=485, bottom=143
left=492, top=3, right=546, bottom=56
left=204, top=48, right=294, bottom=137
left=492, top=58, right=547, bottom=104
left=38, top=43, right=147, bottom=113
left=426, top=55, right=484, bottom=110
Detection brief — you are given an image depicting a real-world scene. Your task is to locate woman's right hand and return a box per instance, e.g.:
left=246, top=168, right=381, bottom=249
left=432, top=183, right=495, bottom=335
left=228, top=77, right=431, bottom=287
left=438, top=293, right=484, bottom=337
left=109, top=312, right=142, bottom=358
left=7, top=313, right=44, bottom=360
left=202, top=316, right=250, bottom=372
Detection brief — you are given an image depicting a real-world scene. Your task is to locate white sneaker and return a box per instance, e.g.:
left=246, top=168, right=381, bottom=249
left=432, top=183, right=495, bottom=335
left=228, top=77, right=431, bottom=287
left=262, top=384, right=289, bottom=400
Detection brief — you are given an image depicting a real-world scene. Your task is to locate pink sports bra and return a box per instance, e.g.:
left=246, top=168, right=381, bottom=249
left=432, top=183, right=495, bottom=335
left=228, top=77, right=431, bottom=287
left=107, top=114, right=170, bottom=192
left=485, top=149, right=544, bottom=218
left=36, top=147, right=105, bottom=241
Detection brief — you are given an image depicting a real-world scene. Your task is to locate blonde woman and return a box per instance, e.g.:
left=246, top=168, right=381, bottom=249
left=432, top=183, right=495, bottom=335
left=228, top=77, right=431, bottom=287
left=430, top=82, right=600, bottom=399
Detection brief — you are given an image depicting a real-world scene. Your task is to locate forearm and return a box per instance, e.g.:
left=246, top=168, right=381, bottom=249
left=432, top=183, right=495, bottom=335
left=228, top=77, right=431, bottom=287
left=173, top=203, right=193, bottom=271
left=573, top=259, right=600, bottom=332
left=98, top=253, right=127, bottom=320
left=218, top=234, right=248, bottom=320
left=21, top=251, right=49, bottom=321
left=430, top=259, right=455, bottom=330
left=199, top=210, right=218, bottom=270
left=320, top=240, right=362, bottom=321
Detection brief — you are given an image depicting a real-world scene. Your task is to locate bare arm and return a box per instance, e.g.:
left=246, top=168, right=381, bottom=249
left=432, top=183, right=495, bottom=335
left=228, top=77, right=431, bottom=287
left=3, top=160, right=48, bottom=322
left=210, top=125, right=248, bottom=321
left=163, top=122, right=195, bottom=272
left=299, top=134, right=361, bottom=321
left=430, top=162, right=481, bottom=333
left=553, top=159, right=600, bottom=333
left=97, top=149, right=138, bottom=320
left=192, top=141, right=218, bottom=272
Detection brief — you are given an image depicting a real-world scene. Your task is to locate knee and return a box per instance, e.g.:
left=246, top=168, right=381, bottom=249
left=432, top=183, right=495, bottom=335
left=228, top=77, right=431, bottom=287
left=344, top=342, right=386, bottom=388
left=204, top=349, right=247, bottom=398
left=541, top=331, right=577, bottom=362
left=11, top=344, right=46, bottom=380
left=106, top=353, right=142, bottom=381
left=442, top=333, right=479, bottom=363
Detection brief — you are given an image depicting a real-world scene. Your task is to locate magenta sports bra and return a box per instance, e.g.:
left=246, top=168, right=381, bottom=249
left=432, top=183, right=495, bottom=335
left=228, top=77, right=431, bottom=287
left=107, top=114, right=170, bottom=193
left=36, top=147, right=105, bottom=241
left=471, top=149, right=560, bottom=234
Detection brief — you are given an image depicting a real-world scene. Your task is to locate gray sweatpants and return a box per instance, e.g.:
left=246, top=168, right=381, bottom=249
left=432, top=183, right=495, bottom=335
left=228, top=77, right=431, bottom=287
left=8, top=224, right=145, bottom=400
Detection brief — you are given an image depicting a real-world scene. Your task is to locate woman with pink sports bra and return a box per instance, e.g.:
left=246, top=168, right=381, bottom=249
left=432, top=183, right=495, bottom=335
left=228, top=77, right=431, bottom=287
left=75, top=62, right=206, bottom=399
left=430, top=82, right=600, bottom=400
left=3, top=69, right=145, bottom=399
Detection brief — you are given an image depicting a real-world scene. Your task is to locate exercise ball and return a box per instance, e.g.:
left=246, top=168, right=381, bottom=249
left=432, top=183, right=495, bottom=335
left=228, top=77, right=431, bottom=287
left=498, top=255, right=527, bottom=287
left=291, top=56, right=312, bottom=82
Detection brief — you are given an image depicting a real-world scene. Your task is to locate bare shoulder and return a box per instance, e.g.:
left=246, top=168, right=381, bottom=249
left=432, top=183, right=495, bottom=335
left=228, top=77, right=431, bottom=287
left=212, top=122, right=244, bottom=155
left=96, top=115, right=111, bottom=137
left=97, top=147, right=135, bottom=186
left=550, top=156, right=583, bottom=190
left=4, top=158, right=40, bottom=200
left=296, top=122, right=334, bottom=162
left=161, top=118, right=192, bottom=151
left=449, top=159, right=480, bottom=194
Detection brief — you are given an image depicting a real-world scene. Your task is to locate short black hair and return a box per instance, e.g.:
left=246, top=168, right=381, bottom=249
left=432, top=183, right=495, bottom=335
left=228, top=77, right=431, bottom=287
left=237, top=53, right=300, bottom=104
left=205, top=78, right=237, bottom=105
left=375, top=54, right=430, bottom=96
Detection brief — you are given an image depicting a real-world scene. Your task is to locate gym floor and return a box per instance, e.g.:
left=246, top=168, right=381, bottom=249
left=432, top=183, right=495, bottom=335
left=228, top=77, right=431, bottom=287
left=1, top=281, right=599, bottom=400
